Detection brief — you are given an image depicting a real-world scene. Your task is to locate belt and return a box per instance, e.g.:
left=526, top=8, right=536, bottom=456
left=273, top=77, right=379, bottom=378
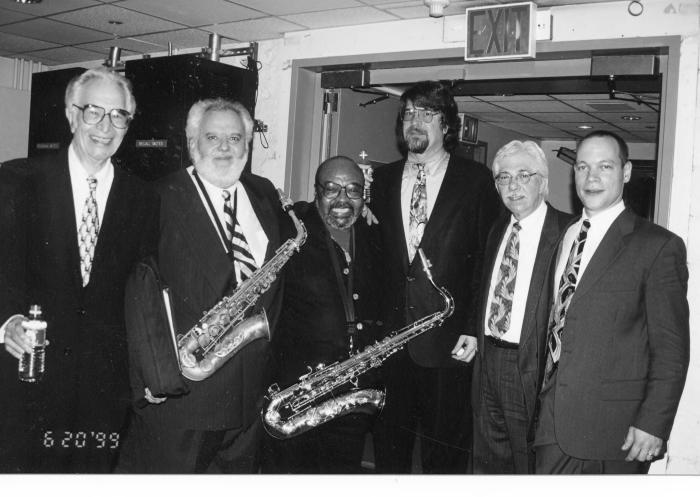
left=485, top=335, right=519, bottom=350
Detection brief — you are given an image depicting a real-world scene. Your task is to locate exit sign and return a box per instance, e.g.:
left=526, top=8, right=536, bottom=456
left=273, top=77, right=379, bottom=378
left=465, top=2, right=536, bottom=62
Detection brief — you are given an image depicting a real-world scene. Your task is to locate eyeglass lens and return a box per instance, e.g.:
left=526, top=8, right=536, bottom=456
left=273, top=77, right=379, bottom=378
left=75, top=104, right=131, bottom=129
left=402, top=108, right=436, bottom=123
left=495, top=172, right=536, bottom=185
left=318, top=182, right=363, bottom=199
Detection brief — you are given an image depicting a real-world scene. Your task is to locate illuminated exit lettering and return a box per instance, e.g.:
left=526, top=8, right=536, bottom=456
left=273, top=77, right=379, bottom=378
left=465, top=2, right=536, bottom=62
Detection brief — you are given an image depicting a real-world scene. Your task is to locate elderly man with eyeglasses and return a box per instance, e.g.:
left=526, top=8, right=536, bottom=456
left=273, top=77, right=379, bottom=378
left=370, top=81, right=501, bottom=473
left=260, top=155, right=383, bottom=473
left=0, top=67, right=158, bottom=473
left=453, top=140, right=571, bottom=474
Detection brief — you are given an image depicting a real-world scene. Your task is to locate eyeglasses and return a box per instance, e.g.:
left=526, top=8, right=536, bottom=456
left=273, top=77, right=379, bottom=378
left=494, top=171, right=539, bottom=186
left=402, top=107, right=440, bottom=123
left=316, top=181, right=364, bottom=199
left=72, top=104, right=133, bottom=129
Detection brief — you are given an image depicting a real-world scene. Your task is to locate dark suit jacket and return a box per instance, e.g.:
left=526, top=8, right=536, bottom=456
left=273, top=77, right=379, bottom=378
left=551, top=208, right=689, bottom=460
left=272, top=201, right=382, bottom=387
left=371, top=154, right=501, bottom=367
left=0, top=150, right=158, bottom=463
left=137, top=168, right=290, bottom=431
left=472, top=204, right=572, bottom=430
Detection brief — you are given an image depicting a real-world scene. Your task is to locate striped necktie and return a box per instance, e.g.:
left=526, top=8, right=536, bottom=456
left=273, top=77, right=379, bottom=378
left=487, top=222, right=521, bottom=338
left=543, top=219, right=591, bottom=382
left=78, top=176, right=99, bottom=287
left=408, top=163, right=427, bottom=262
left=222, top=189, right=257, bottom=282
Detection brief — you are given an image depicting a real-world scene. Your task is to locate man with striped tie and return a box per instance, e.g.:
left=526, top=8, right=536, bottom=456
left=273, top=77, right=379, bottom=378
left=118, top=98, right=290, bottom=473
left=533, top=130, right=689, bottom=474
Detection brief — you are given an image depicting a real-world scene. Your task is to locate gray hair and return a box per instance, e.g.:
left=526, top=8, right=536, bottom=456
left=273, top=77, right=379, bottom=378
left=64, top=67, right=136, bottom=114
left=492, top=140, right=549, bottom=194
left=185, top=98, right=254, bottom=145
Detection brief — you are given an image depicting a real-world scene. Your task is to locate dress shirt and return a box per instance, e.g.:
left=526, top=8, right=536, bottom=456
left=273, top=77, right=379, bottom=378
left=484, top=201, right=547, bottom=343
left=188, top=166, right=268, bottom=271
left=1, top=145, right=115, bottom=342
left=552, top=200, right=626, bottom=298
left=400, top=149, right=449, bottom=254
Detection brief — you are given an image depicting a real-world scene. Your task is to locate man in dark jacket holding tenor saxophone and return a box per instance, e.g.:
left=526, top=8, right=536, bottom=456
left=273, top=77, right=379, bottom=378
left=118, top=98, right=293, bottom=473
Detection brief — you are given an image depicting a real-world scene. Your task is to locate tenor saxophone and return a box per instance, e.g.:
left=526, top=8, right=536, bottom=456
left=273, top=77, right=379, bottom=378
left=177, top=189, right=306, bottom=381
left=262, top=249, right=454, bottom=439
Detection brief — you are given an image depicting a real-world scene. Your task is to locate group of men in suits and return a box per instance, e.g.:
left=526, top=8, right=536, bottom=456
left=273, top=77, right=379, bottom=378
left=0, top=71, right=689, bottom=475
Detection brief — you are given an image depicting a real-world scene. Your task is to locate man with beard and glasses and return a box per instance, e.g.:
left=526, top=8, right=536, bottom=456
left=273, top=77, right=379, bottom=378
left=118, top=98, right=291, bottom=473
left=370, top=81, right=501, bottom=473
left=262, top=156, right=382, bottom=473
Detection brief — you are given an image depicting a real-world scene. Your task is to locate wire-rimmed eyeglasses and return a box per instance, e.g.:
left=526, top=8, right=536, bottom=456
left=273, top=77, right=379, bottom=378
left=316, top=181, right=364, bottom=199
left=402, top=107, right=440, bottom=123
left=494, top=171, right=539, bottom=186
left=73, top=104, right=133, bottom=129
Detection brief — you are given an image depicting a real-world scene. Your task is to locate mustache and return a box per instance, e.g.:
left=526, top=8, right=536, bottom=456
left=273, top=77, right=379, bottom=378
left=406, top=126, right=427, bottom=135
left=330, top=200, right=354, bottom=210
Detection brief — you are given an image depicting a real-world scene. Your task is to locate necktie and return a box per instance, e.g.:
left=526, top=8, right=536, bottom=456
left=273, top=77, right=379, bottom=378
left=78, top=176, right=99, bottom=287
left=408, top=163, right=427, bottom=262
left=543, top=219, right=591, bottom=381
left=487, top=222, right=521, bottom=338
left=222, top=189, right=257, bottom=282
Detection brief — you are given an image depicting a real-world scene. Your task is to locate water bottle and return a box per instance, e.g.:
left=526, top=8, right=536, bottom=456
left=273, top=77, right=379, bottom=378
left=18, top=305, right=48, bottom=383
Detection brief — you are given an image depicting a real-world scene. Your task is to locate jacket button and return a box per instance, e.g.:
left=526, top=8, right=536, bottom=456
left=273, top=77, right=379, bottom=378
left=76, top=308, right=86, bottom=316
left=407, top=276, right=415, bottom=282
left=343, top=268, right=349, bottom=275
left=352, top=293, right=359, bottom=300
left=63, top=347, right=72, bottom=356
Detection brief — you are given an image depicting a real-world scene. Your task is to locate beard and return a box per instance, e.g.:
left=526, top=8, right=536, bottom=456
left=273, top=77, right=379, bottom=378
left=324, top=199, right=359, bottom=230
left=405, top=128, right=429, bottom=154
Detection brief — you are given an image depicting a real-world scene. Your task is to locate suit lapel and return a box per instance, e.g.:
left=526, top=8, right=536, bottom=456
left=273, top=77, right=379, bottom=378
left=477, top=214, right=509, bottom=353
left=385, top=164, right=409, bottom=274
left=572, top=208, right=634, bottom=301
left=172, top=171, right=234, bottom=291
left=240, top=173, right=279, bottom=261
left=419, top=156, right=463, bottom=258
left=91, top=166, right=129, bottom=279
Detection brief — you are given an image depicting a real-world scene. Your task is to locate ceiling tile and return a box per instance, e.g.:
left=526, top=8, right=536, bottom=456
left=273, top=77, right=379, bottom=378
left=0, top=18, right=110, bottom=45
left=134, top=28, right=213, bottom=50
left=462, top=111, right=537, bottom=123
left=479, top=95, right=554, bottom=102
left=383, top=5, right=427, bottom=19
left=282, top=6, right=398, bottom=29
left=1, top=0, right=102, bottom=16
left=118, top=0, right=265, bottom=27
left=76, top=38, right=166, bottom=56
left=456, top=101, right=504, bottom=113
left=232, top=0, right=363, bottom=16
left=0, top=7, right=33, bottom=25
left=527, top=112, right=603, bottom=123
left=25, top=46, right=104, bottom=65
left=493, top=100, right=574, bottom=113
left=50, top=5, right=187, bottom=37
left=205, top=17, right=306, bottom=42
left=0, top=30, right=61, bottom=53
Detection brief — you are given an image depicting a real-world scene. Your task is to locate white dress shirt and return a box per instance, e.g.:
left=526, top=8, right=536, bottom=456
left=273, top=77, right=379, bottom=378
left=188, top=166, right=268, bottom=281
left=552, top=200, right=626, bottom=300
left=400, top=150, right=449, bottom=255
left=484, top=201, right=547, bottom=344
left=1, top=144, right=115, bottom=342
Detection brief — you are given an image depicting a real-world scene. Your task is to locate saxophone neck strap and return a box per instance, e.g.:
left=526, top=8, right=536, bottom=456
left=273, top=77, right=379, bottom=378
left=325, top=224, right=356, bottom=336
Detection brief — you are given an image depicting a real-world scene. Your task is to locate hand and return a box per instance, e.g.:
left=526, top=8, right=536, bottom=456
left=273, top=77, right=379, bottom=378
left=621, top=426, right=664, bottom=462
left=451, top=334, right=477, bottom=363
left=362, top=205, right=379, bottom=226
left=3, top=315, right=32, bottom=360
left=144, top=387, right=167, bottom=405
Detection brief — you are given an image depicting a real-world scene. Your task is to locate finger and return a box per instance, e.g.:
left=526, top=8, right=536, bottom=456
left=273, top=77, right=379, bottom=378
left=4, top=342, right=23, bottom=360
left=621, top=427, right=634, bottom=451
left=464, top=349, right=477, bottom=363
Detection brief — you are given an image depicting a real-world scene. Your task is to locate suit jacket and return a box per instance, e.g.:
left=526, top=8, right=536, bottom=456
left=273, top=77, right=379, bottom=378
left=472, top=204, right=572, bottom=430
left=551, top=208, right=689, bottom=460
left=0, top=149, right=159, bottom=445
left=371, top=154, right=502, bottom=367
left=137, top=168, right=290, bottom=431
left=272, top=201, right=382, bottom=387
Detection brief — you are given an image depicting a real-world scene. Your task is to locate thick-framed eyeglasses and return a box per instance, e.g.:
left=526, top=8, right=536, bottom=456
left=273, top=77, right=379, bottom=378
left=316, top=181, right=364, bottom=199
left=494, top=171, right=539, bottom=186
left=402, top=107, right=440, bottom=123
left=73, top=104, right=133, bottom=129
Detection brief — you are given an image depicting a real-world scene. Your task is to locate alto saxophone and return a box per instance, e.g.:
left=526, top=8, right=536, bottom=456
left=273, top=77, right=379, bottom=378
left=177, top=189, right=306, bottom=381
left=262, top=249, right=454, bottom=439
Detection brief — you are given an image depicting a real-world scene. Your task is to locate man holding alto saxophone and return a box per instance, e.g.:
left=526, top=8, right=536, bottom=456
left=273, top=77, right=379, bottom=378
left=118, top=98, right=294, bottom=473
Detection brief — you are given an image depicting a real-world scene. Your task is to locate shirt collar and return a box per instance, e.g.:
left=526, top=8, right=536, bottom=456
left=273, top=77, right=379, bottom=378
left=68, top=143, right=113, bottom=184
left=403, top=149, right=449, bottom=177
left=583, top=199, right=625, bottom=225
left=510, top=200, right=547, bottom=231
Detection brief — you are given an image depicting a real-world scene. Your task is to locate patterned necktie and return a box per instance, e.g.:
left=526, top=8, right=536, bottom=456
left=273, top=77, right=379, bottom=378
left=543, top=219, right=591, bottom=381
left=78, top=176, right=99, bottom=287
left=222, top=189, right=257, bottom=282
left=487, top=222, right=521, bottom=338
left=408, top=163, right=427, bottom=262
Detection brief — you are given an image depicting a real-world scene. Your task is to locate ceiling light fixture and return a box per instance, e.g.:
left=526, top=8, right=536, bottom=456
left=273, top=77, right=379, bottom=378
left=424, top=0, right=449, bottom=18
left=577, top=125, right=593, bottom=130
left=621, top=115, right=641, bottom=120
left=14, top=0, right=43, bottom=4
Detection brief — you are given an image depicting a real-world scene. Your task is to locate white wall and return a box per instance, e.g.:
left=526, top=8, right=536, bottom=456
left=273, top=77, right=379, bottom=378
left=0, top=56, right=38, bottom=163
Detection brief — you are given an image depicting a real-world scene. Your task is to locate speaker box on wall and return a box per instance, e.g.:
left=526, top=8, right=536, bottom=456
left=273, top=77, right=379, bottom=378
left=117, top=54, right=258, bottom=181
left=28, top=67, right=86, bottom=157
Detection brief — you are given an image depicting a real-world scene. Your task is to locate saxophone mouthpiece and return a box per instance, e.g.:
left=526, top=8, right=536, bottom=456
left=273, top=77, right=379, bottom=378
left=277, top=188, right=293, bottom=212
left=418, top=249, right=433, bottom=279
